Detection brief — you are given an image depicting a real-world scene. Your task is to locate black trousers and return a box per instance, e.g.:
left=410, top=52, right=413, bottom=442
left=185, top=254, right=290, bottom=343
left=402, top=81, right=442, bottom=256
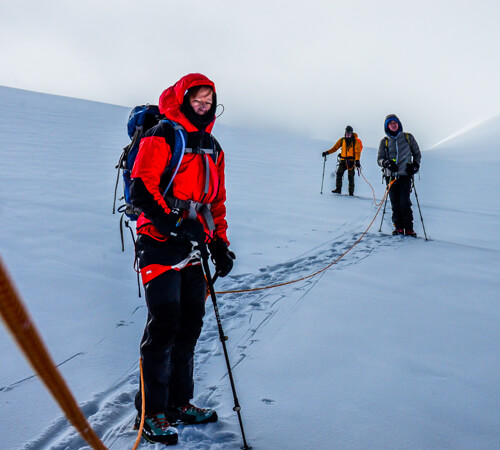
left=135, top=265, right=207, bottom=414
left=336, top=159, right=355, bottom=194
left=387, top=176, right=413, bottom=230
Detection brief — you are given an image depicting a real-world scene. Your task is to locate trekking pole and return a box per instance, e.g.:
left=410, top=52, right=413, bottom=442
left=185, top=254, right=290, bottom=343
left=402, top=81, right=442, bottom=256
left=379, top=176, right=395, bottom=232
left=378, top=193, right=389, bottom=232
left=411, top=178, right=428, bottom=241
left=320, top=155, right=326, bottom=194
left=199, top=245, right=252, bottom=450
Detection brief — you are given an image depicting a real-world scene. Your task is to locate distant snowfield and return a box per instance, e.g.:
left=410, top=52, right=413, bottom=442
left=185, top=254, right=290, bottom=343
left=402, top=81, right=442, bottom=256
left=0, top=86, right=499, bottom=449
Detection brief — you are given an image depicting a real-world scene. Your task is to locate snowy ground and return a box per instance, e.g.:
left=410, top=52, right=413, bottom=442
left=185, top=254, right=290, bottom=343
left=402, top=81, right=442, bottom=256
left=0, top=86, right=499, bottom=449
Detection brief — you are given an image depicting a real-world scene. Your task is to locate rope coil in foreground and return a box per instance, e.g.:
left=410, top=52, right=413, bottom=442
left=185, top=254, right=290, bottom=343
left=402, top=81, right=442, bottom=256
left=0, top=257, right=107, bottom=450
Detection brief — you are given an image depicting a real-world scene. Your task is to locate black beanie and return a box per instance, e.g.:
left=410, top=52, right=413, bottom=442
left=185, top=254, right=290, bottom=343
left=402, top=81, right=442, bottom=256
left=345, top=125, right=354, bottom=134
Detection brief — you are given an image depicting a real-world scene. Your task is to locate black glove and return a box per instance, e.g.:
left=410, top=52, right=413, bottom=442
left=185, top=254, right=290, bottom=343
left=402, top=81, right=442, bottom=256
left=176, top=218, right=205, bottom=243
left=151, top=212, right=205, bottom=243
left=355, top=160, right=361, bottom=168
left=208, top=238, right=235, bottom=277
left=407, top=162, right=420, bottom=174
left=150, top=210, right=183, bottom=237
left=322, top=151, right=328, bottom=157
left=382, top=159, right=398, bottom=172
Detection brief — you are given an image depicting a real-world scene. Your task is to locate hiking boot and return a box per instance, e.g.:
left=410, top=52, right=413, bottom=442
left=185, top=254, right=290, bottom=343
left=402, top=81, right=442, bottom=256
left=134, top=412, right=178, bottom=445
left=404, top=228, right=417, bottom=237
left=165, top=403, right=218, bottom=425
left=392, top=228, right=404, bottom=236
left=349, top=192, right=354, bottom=196
left=332, top=188, right=341, bottom=194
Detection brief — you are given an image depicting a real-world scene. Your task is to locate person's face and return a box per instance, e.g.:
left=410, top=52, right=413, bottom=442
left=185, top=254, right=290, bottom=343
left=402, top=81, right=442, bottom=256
left=388, top=120, right=399, bottom=132
left=190, top=88, right=214, bottom=115
left=345, top=131, right=353, bottom=138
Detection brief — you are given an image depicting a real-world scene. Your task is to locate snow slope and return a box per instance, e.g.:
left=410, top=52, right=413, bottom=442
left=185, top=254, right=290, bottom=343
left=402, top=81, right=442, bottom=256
left=0, top=86, right=499, bottom=449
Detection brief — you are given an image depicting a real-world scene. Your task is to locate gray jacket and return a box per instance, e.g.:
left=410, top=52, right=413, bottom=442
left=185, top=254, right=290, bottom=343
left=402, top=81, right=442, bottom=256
left=377, top=114, right=421, bottom=177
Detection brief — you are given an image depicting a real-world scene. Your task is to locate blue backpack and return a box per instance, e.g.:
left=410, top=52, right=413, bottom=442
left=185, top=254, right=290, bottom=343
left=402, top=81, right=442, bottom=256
left=113, top=105, right=188, bottom=296
left=113, top=105, right=187, bottom=222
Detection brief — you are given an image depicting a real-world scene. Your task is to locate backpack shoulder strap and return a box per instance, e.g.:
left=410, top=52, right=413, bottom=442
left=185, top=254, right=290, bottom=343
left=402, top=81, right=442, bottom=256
left=160, top=119, right=187, bottom=196
left=207, top=133, right=221, bottom=164
left=405, top=132, right=416, bottom=153
left=160, top=119, right=187, bottom=170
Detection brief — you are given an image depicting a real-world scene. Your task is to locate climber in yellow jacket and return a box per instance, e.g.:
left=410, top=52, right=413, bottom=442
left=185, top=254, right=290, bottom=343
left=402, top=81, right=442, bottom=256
left=322, top=125, right=363, bottom=196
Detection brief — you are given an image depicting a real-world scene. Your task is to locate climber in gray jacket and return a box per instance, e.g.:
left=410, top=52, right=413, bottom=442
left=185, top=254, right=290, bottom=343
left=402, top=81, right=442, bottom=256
left=377, top=114, right=421, bottom=236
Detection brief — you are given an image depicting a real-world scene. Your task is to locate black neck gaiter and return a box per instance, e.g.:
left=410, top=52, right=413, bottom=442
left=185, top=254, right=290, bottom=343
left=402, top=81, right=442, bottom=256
left=180, top=93, right=217, bottom=131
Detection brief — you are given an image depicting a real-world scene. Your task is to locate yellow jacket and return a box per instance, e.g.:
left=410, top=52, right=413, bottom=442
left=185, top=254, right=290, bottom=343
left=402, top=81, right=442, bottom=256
left=326, top=133, right=363, bottom=160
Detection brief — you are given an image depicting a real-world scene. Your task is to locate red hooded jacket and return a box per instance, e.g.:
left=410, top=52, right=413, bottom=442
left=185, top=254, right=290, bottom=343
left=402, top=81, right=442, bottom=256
left=131, top=73, right=229, bottom=245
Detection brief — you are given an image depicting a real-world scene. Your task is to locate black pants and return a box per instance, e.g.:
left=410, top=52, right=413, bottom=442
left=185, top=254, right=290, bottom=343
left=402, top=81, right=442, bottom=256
left=387, top=176, right=413, bottom=230
left=135, top=265, right=207, bottom=414
left=336, top=159, right=355, bottom=195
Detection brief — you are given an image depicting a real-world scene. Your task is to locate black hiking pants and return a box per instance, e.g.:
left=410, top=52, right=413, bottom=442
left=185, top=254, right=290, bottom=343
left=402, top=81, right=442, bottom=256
left=134, top=264, right=207, bottom=414
left=387, top=175, right=413, bottom=230
left=336, top=158, right=355, bottom=195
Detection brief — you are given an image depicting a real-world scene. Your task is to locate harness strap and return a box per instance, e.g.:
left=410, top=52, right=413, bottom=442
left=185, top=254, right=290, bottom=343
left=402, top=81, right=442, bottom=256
left=165, top=196, right=216, bottom=231
left=185, top=147, right=216, bottom=155
left=203, top=153, right=210, bottom=195
left=140, top=248, right=201, bottom=284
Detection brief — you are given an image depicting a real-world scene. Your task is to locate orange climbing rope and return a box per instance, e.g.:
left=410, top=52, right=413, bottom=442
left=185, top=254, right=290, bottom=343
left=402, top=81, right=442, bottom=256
left=215, top=179, right=395, bottom=295
left=0, top=257, right=107, bottom=449
left=359, top=167, right=385, bottom=207
left=131, top=358, right=145, bottom=450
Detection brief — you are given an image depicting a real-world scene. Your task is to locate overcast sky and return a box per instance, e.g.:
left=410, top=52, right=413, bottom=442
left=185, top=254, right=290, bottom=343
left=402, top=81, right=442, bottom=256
left=1, top=0, right=499, bottom=148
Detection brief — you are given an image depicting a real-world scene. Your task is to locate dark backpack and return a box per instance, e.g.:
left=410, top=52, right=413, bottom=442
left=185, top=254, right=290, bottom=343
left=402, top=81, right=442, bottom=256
left=113, top=105, right=189, bottom=297
left=113, top=105, right=188, bottom=221
left=113, top=104, right=189, bottom=263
